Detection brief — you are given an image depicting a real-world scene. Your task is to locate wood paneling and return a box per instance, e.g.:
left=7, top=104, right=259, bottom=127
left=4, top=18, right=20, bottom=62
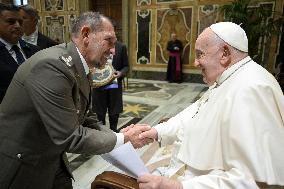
left=91, top=0, right=122, bottom=41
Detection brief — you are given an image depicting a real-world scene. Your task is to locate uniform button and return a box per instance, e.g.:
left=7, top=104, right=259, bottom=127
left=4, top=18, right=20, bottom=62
left=17, top=153, right=22, bottom=159
left=76, top=109, right=80, bottom=114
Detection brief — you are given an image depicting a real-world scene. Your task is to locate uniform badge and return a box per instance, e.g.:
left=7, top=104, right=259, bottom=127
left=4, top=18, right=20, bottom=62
left=60, top=54, right=73, bottom=67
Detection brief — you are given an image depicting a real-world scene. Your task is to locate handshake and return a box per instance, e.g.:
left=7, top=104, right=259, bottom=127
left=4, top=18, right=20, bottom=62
left=120, top=124, right=158, bottom=148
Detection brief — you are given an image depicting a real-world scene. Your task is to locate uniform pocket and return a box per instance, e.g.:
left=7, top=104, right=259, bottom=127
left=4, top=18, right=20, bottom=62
left=0, top=138, right=41, bottom=188
left=0, top=153, right=21, bottom=188
left=0, top=138, right=41, bottom=166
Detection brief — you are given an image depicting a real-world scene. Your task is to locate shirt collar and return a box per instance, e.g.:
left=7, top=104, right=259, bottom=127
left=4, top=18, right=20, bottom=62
left=22, top=26, right=38, bottom=45
left=0, top=37, right=21, bottom=51
left=76, top=47, right=89, bottom=75
left=215, top=56, right=252, bottom=86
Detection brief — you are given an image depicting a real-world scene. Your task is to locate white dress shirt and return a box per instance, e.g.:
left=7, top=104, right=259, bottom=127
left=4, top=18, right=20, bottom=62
left=22, top=27, right=39, bottom=46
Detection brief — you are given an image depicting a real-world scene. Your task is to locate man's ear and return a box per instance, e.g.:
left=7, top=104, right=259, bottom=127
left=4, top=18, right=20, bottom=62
left=220, top=45, right=231, bottom=67
left=81, top=26, right=91, bottom=45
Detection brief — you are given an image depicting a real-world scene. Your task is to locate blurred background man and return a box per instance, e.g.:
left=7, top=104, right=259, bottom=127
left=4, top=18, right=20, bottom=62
left=0, top=3, right=39, bottom=103
left=19, top=4, right=58, bottom=49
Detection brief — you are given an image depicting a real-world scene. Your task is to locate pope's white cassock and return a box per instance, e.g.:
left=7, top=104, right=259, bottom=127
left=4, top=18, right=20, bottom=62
left=154, top=56, right=284, bottom=189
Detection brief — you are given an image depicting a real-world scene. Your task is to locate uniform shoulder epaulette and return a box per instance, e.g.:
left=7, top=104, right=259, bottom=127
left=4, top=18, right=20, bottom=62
left=59, top=54, right=74, bottom=67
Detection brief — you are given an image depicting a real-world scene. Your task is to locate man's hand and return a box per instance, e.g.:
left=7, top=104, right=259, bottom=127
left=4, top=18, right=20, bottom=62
left=113, top=71, right=122, bottom=78
left=120, top=124, right=135, bottom=133
left=138, top=174, right=183, bottom=189
left=123, top=124, right=153, bottom=148
left=120, top=124, right=148, bottom=133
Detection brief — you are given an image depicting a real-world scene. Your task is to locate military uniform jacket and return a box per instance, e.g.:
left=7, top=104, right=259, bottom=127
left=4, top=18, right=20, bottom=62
left=0, top=42, right=117, bottom=189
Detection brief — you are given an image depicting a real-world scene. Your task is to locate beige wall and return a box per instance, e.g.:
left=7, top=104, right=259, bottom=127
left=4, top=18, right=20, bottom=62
left=29, top=0, right=82, bottom=43
left=29, top=0, right=284, bottom=76
left=130, top=0, right=284, bottom=75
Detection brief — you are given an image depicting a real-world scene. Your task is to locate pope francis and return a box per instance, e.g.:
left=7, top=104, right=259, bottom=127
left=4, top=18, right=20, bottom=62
left=136, top=22, right=284, bottom=189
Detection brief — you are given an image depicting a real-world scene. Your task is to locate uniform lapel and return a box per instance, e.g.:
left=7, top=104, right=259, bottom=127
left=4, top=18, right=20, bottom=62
left=66, top=42, right=90, bottom=101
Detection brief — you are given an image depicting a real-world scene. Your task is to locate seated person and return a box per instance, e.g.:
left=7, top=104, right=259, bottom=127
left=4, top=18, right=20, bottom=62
left=134, top=22, right=284, bottom=189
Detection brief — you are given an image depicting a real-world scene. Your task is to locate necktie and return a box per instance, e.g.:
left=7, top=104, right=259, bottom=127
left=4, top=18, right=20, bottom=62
left=12, top=45, right=25, bottom=65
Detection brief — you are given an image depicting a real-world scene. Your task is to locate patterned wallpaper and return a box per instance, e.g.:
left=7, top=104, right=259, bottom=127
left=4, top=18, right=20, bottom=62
left=156, top=7, right=192, bottom=65
left=137, top=9, right=152, bottom=64
left=29, top=0, right=79, bottom=43
left=27, top=0, right=283, bottom=75
left=131, top=0, right=283, bottom=75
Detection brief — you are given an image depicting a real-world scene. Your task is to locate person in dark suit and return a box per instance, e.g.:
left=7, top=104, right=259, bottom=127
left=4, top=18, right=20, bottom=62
left=0, top=3, right=39, bottom=103
left=92, top=41, right=129, bottom=132
left=0, top=12, right=150, bottom=189
left=166, top=33, right=183, bottom=83
left=19, top=4, right=58, bottom=49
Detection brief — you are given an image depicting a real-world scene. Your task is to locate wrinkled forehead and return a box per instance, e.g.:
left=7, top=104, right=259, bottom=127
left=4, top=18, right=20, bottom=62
left=195, top=28, right=215, bottom=50
left=99, top=19, right=115, bottom=35
left=98, top=29, right=116, bottom=38
left=95, top=29, right=117, bottom=44
left=0, top=10, right=21, bottom=18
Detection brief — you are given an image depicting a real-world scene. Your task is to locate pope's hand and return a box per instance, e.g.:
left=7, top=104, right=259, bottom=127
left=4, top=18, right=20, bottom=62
left=138, top=127, right=158, bottom=141
left=137, top=174, right=183, bottom=189
left=123, top=124, right=152, bottom=148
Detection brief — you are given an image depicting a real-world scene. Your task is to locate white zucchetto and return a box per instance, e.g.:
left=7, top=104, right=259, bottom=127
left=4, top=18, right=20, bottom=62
left=210, top=22, right=248, bottom=52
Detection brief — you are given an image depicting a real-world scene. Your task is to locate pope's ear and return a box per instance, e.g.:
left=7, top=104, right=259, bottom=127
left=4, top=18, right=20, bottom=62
left=220, top=45, right=231, bottom=67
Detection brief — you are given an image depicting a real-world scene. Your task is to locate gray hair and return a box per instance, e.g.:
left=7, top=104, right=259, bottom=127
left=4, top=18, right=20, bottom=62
left=211, top=31, right=243, bottom=56
left=19, top=5, right=39, bottom=21
left=71, top=12, right=110, bottom=36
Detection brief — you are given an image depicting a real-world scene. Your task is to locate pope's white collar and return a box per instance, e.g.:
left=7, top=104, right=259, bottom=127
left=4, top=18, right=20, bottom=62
left=215, top=56, right=251, bottom=86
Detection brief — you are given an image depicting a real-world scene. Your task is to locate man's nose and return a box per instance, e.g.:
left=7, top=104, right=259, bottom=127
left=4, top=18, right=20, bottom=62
left=110, top=47, right=115, bottom=56
left=194, top=59, right=200, bottom=67
left=13, top=23, right=23, bottom=32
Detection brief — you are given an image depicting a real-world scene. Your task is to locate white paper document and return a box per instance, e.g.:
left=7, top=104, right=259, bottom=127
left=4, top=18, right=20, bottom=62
left=101, top=142, right=149, bottom=178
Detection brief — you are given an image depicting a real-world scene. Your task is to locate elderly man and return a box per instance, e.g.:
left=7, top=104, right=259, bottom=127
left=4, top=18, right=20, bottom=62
left=0, top=3, right=39, bottom=103
left=137, top=22, right=284, bottom=189
left=19, top=5, right=58, bottom=49
left=0, top=12, right=150, bottom=189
